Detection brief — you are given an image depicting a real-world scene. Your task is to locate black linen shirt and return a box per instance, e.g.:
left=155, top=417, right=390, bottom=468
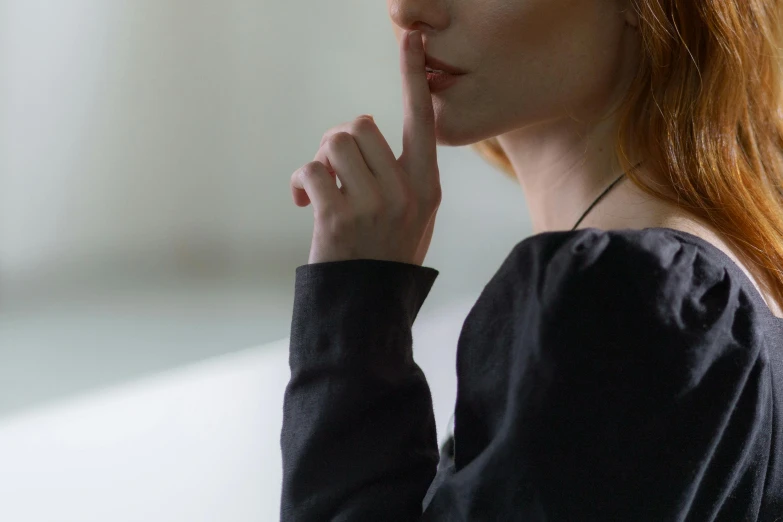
left=280, top=227, right=783, bottom=521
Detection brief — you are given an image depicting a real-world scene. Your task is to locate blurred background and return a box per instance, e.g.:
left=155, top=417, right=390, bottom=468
left=0, top=0, right=532, bottom=520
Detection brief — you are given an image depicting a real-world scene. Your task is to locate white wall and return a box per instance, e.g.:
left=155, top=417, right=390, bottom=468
left=1, top=0, right=403, bottom=282
left=0, top=2, right=532, bottom=518
left=0, top=0, right=531, bottom=415
left=1, top=0, right=529, bottom=286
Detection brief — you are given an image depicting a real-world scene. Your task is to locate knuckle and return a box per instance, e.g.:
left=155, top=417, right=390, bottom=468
left=319, top=129, right=335, bottom=148
left=300, top=161, right=327, bottom=179
left=351, top=116, right=376, bottom=135
left=432, top=186, right=443, bottom=206
left=420, top=185, right=442, bottom=209
left=326, top=131, right=354, bottom=150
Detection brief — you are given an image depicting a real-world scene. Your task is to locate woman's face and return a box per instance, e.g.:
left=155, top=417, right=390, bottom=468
left=387, top=0, right=639, bottom=146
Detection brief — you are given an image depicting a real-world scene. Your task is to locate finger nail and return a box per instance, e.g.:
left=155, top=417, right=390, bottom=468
left=359, top=114, right=374, bottom=121
left=409, top=31, right=422, bottom=52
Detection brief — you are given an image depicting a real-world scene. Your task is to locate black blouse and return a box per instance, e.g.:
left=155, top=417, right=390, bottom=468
left=280, top=227, right=783, bottom=521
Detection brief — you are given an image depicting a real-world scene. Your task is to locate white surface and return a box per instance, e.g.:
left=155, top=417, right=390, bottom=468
left=3, top=0, right=526, bottom=283
left=1, top=0, right=530, bottom=416
left=0, top=2, right=531, bottom=515
left=0, top=297, right=475, bottom=522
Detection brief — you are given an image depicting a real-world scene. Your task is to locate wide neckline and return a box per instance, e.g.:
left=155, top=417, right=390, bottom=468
left=587, top=226, right=783, bottom=325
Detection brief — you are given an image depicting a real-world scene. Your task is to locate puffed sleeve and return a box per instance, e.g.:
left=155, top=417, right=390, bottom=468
left=422, top=228, right=774, bottom=520
left=280, top=259, right=441, bottom=522
left=528, top=229, right=773, bottom=519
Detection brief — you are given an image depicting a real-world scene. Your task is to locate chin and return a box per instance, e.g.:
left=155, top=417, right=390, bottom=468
left=434, top=115, right=499, bottom=147
left=431, top=97, right=510, bottom=147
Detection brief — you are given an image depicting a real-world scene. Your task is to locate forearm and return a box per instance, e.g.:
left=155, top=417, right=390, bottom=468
left=280, top=259, right=440, bottom=522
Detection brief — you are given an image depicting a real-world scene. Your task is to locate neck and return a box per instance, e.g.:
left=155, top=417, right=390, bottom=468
left=496, top=115, right=636, bottom=235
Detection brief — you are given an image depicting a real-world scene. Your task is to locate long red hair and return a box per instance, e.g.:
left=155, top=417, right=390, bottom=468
left=472, top=0, right=783, bottom=307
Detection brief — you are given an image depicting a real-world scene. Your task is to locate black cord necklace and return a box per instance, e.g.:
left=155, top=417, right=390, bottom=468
left=570, top=162, right=643, bottom=231
left=440, top=161, right=645, bottom=462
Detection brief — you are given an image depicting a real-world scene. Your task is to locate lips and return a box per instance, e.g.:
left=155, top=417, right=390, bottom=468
left=424, top=53, right=468, bottom=75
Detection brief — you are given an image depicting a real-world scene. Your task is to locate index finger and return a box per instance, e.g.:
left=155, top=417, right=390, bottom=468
left=400, top=30, right=436, bottom=176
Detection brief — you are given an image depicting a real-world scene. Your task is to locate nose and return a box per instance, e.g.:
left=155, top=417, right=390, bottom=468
left=388, top=0, right=450, bottom=35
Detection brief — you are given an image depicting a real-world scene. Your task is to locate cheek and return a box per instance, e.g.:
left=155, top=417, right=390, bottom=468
left=467, top=0, right=627, bottom=120
left=470, top=0, right=574, bottom=64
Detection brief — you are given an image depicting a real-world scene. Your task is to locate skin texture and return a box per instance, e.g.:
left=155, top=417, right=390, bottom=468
left=385, top=0, right=783, bottom=315
left=290, top=30, right=441, bottom=267
left=387, top=0, right=647, bottom=234
left=289, top=0, right=782, bottom=315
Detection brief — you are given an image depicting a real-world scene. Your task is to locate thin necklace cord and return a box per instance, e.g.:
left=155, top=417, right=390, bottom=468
left=570, top=161, right=644, bottom=231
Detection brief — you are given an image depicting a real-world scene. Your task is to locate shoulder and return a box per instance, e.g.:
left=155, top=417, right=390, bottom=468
left=484, top=227, right=768, bottom=397
left=500, top=226, right=724, bottom=302
left=454, top=231, right=777, bottom=519
left=494, top=227, right=764, bottom=356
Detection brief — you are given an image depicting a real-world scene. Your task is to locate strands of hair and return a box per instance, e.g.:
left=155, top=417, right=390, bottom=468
left=472, top=0, right=783, bottom=309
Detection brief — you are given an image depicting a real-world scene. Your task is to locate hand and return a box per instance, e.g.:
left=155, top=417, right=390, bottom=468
left=290, top=30, right=441, bottom=267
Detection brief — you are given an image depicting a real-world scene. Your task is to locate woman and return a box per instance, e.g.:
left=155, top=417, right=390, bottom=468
left=281, top=0, right=783, bottom=519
